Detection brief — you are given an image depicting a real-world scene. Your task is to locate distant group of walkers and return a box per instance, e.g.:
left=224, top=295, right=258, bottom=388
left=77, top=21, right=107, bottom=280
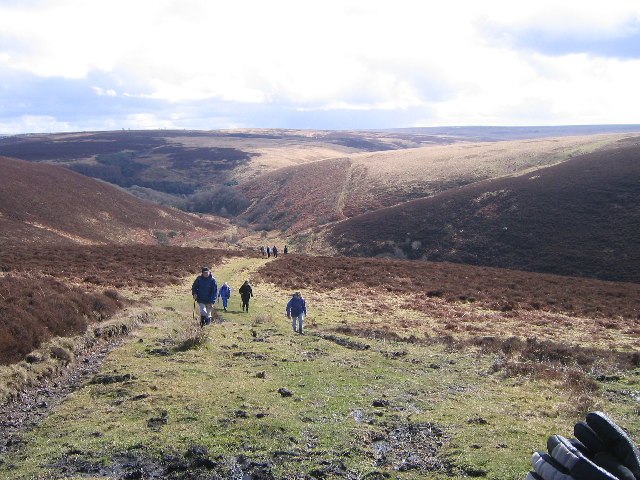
left=260, top=245, right=288, bottom=258
left=191, top=263, right=305, bottom=334
left=191, top=267, right=254, bottom=326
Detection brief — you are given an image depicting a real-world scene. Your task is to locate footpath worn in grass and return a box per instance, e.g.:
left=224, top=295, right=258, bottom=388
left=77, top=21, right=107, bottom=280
left=2, top=256, right=640, bottom=479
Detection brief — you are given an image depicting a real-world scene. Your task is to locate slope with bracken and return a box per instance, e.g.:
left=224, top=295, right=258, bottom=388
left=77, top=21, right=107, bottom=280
left=237, top=133, right=632, bottom=231
left=0, top=156, right=222, bottom=247
left=313, top=137, right=640, bottom=283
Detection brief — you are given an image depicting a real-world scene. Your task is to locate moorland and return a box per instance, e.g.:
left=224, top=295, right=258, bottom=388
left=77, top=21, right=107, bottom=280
left=0, top=126, right=639, bottom=479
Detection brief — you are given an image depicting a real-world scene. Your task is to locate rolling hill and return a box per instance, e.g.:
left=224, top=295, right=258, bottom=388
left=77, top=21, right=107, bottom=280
left=238, top=133, right=632, bottom=231
left=314, top=138, right=640, bottom=283
left=0, top=156, right=222, bottom=246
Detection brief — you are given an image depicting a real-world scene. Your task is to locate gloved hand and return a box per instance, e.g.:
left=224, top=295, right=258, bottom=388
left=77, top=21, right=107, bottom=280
left=528, top=434, right=620, bottom=480
left=574, top=412, right=640, bottom=480
left=527, top=412, right=640, bottom=480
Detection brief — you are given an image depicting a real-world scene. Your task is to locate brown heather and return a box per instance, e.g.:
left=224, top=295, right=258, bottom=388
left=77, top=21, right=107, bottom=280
left=0, top=276, right=123, bottom=364
left=259, top=255, right=640, bottom=320
left=0, top=245, right=251, bottom=364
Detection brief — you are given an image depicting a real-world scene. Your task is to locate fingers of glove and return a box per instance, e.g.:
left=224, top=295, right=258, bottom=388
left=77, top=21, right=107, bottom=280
left=586, top=412, right=640, bottom=477
left=593, top=452, right=636, bottom=480
left=569, top=438, right=591, bottom=457
left=576, top=421, right=606, bottom=454
left=527, top=470, right=546, bottom=480
left=547, top=435, right=620, bottom=480
left=531, top=451, right=573, bottom=480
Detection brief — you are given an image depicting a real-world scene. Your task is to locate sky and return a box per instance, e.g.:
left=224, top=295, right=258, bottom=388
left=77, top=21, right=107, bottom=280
left=1, top=0, right=640, bottom=133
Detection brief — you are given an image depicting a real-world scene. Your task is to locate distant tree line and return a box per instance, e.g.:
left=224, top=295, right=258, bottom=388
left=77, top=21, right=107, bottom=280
left=180, top=186, right=250, bottom=217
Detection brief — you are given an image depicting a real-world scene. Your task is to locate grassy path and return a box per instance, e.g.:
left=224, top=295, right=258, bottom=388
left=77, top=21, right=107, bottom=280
left=2, top=255, right=637, bottom=479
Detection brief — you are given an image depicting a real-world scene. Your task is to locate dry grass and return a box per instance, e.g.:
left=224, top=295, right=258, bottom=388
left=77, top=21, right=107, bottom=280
left=258, top=254, right=640, bottom=403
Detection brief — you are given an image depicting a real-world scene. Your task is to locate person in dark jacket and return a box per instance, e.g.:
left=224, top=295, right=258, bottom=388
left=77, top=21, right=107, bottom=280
left=192, top=267, right=217, bottom=326
left=239, top=280, right=253, bottom=313
left=272, top=245, right=278, bottom=258
left=283, top=245, right=288, bottom=254
left=218, top=282, right=231, bottom=312
left=286, top=291, right=307, bottom=334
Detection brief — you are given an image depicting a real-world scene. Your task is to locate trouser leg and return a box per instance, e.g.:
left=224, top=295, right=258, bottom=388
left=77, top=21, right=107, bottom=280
left=199, top=302, right=213, bottom=324
left=296, top=314, right=304, bottom=334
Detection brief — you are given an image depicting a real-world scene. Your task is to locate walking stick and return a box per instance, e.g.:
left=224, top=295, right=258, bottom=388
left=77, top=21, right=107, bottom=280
left=193, top=300, right=201, bottom=327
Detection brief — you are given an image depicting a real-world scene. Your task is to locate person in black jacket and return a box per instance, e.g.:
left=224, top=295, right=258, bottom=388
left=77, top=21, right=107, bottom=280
left=239, top=280, right=253, bottom=313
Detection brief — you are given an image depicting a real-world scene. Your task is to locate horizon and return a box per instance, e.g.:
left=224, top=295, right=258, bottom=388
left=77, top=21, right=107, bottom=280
left=3, top=123, right=640, bottom=138
left=1, top=1, right=640, bottom=134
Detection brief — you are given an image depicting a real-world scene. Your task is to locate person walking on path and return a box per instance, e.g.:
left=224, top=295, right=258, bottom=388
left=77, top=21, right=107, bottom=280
left=259, top=246, right=265, bottom=257
left=266, top=246, right=271, bottom=258
left=218, top=282, right=231, bottom=312
left=239, top=280, right=253, bottom=313
left=284, top=245, right=288, bottom=254
left=272, top=245, right=278, bottom=258
left=286, top=291, right=307, bottom=334
left=192, top=267, right=217, bottom=326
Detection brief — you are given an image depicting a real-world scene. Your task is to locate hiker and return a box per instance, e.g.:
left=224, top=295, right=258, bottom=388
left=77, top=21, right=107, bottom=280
left=239, top=280, right=253, bottom=313
left=526, top=411, right=640, bottom=480
left=286, top=291, right=306, bottom=334
left=272, top=245, right=278, bottom=258
left=266, top=246, right=271, bottom=258
left=218, top=282, right=231, bottom=312
left=192, top=267, right=217, bottom=326
left=259, top=246, right=265, bottom=257
left=284, top=245, right=288, bottom=254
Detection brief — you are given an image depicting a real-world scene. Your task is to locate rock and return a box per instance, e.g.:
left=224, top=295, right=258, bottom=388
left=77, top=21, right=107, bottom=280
left=467, top=416, right=488, bottom=425
left=186, top=444, right=208, bottom=457
left=256, top=371, right=267, bottom=379
left=372, top=399, right=390, bottom=408
left=277, top=387, right=293, bottom=397
left=25, top=353, right=43, bottom=364
left=235, top=410, right=249, bottom=418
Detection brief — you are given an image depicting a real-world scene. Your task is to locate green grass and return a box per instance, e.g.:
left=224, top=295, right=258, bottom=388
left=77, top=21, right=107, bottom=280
left=2, top=256, right=640, bottom=479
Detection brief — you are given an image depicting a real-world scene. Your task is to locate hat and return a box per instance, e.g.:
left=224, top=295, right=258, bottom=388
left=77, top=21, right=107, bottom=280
left=201, top=266, right=210, bottom=272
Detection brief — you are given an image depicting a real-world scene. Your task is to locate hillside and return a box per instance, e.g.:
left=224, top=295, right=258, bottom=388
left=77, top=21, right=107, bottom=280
left=2, top=254, right=640, bottom=479
left=0, top=156, right=222, bottom=246
left=0, top=129, right=445, bottom=197
left=238, top=133, right=632, bottom=231
left=316, top=138, right=640, bottom=283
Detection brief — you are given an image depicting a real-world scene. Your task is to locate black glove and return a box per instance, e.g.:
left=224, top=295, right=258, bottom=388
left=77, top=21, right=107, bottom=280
left=527, top=412, right=640, bottom=480
left=528, top=434, right=619, bottom=480
left=574, top=412, right=640, bottom=480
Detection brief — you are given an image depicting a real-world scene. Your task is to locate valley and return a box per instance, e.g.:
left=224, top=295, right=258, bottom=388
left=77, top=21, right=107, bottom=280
left=1, top=127, right=639, bottom=479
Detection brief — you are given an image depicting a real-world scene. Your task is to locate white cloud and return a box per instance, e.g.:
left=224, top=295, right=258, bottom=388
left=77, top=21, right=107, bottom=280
left=1, top=0, right=639, bottom=130
left=0, top=115, right=73, bottom=134
left=92, top=87, right=117, bottom=97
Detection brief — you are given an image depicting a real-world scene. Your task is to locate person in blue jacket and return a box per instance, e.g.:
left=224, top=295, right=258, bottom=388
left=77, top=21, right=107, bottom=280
left=218, top=282, right=231, bottom=312
left=286, top=291, right=307, bottom=334
left=192, top=266, right=217, bottom=326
